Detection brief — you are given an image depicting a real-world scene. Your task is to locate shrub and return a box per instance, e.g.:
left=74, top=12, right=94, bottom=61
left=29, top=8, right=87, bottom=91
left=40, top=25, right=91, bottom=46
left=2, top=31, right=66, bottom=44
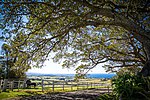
left=112, top=73, right=150, bottom=100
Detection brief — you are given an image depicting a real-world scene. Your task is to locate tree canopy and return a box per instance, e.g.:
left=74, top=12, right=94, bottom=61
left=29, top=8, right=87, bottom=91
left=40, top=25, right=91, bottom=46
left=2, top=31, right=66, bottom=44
left=0, top=43, right=27, bottom=79
left=0, top=0, right=149, bottom=76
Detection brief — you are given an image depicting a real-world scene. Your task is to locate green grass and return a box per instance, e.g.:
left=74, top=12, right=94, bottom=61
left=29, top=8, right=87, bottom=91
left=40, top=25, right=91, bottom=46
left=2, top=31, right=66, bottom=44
left=0, top=88, right=46, bottom=100
left=0, top=85, right=110, bottom=100
left=0, top=91, right=31, bottom=100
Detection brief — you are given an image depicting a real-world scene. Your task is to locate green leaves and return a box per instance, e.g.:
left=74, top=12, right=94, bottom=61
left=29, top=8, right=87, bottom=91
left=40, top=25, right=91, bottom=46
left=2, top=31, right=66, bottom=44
left=112, top=73, right=150, bottom=99
left=0, top=0, right=149, bottom=76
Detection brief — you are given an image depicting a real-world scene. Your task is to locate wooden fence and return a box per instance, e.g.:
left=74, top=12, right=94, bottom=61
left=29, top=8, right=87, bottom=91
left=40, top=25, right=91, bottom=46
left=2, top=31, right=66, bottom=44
left=0, top=79, right=111, bottom=93
left=41, top=80, right=111, bottom=92
left=0, top=79, right=26, bottom=92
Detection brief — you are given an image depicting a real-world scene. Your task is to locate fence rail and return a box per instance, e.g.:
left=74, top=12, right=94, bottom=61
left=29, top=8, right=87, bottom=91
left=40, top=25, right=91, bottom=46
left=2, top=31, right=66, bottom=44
left=0, top=79, right=111, bottom=93
left=0, top=79, right=26, bottom=92
left=41, top=80, right=111, bottom=92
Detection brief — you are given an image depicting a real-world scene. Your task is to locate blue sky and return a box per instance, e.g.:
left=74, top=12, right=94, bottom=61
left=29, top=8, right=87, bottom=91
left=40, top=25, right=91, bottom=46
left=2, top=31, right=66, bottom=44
left=0, top=39, right=4, bottom=55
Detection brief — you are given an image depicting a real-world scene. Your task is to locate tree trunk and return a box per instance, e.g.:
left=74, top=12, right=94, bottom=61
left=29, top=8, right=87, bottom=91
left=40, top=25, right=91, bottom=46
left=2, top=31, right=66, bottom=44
left=140, top=42, right=150, bottom=76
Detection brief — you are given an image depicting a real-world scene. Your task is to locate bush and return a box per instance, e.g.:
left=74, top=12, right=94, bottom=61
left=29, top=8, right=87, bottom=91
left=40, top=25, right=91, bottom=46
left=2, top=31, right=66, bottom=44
left=112, top=73, right=150, bottom=100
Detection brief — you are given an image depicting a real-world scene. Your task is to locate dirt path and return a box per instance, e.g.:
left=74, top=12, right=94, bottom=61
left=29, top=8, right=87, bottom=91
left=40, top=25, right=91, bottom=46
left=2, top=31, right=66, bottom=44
left=13, top=88, right=112, bottom=100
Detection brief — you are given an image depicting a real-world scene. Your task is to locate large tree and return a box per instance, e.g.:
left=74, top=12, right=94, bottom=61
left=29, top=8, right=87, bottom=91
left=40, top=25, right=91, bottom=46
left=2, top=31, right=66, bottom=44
left=0, top=0, right=149, bottom=76
left=0, top=43, right=27, bottom=79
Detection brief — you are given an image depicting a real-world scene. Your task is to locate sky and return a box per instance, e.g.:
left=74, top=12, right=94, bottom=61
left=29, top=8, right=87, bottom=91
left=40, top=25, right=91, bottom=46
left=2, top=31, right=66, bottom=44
left=0, top=12, right=107, bottom=74
left=0, top=40, right=107, bottom=74
left=27, top=59, right=107, bottom=74
left=0, top=39, right=4, bottom=55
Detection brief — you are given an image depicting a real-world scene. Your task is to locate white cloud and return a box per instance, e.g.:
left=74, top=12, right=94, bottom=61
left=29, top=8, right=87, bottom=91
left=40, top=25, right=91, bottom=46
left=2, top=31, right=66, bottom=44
left=28, top=59, right=76, bottom=74
left=27, top=59, right=107, bottom=74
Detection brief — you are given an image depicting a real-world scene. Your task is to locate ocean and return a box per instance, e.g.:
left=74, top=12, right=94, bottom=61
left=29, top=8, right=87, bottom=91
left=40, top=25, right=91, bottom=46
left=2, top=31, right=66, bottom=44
left=86, top=74, right=116, bottom=78
left=27, top=73, right=116, bottom=79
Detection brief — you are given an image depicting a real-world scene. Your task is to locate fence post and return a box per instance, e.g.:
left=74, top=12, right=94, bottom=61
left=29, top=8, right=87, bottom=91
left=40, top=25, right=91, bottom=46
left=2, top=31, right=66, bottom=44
left=11, top=80, right=14, bottom=91
left=82, top=82, right=84, bottom=89
left=8, top=81, right=11, bottom=90
left=0, top=80, right=2, bottom=92
left=62, top=82, right=64, bottom=91
left=77, top=82, right=79, bottom=90
left=99, top=83, right=101, bottom=88
left=108, top=86, right=109, bottom=93
left=42, top=80, right=44, bottom=92
left=52, top=80, right=54, bottom=92
left=71, top=82, right=73, bottom=91
left=2, top=79, right=8, bottom=92
left=18, top=80, right=20, bottom=91
left=87, top=82, right=88, bottom=89
left=23, top=79, right=26, bottom=89
left=91, top=82, right=92, bottom=88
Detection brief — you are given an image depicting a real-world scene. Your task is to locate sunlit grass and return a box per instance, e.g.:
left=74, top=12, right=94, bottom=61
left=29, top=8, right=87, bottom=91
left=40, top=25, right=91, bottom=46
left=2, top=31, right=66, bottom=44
left=0, top=91, right=31, bottom=100
left=0, top=85, right=110, bottom=100
left=0, top=79, right=111, bottom=99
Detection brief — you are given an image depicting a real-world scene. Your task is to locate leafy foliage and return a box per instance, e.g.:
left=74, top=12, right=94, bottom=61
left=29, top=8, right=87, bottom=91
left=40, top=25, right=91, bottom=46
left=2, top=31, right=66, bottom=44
left=0, top=1, right=149, bottom=76
left=0, top=43, right=26, bottom=79
left=112, top=73, right=150, bottom=100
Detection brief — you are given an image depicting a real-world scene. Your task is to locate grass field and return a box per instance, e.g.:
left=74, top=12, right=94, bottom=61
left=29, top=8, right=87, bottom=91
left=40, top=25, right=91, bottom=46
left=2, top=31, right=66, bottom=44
left=0, top=89, right=46, bottom=100
left=0, top=86, right=110, bottom=99
left=0, top=79, right=111, bottom=100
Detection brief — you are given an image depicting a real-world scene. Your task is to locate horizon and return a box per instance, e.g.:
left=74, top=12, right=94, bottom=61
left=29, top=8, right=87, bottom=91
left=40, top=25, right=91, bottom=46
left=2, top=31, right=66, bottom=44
left=0, top=41, right=108, bottom=74
left=26, top=72, right=115, bottom=75
left=26, top=72, right=116, bottom=79
left=0, top=41, right=109, bottom=75
left=27, top=59, right=108, bottom=74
